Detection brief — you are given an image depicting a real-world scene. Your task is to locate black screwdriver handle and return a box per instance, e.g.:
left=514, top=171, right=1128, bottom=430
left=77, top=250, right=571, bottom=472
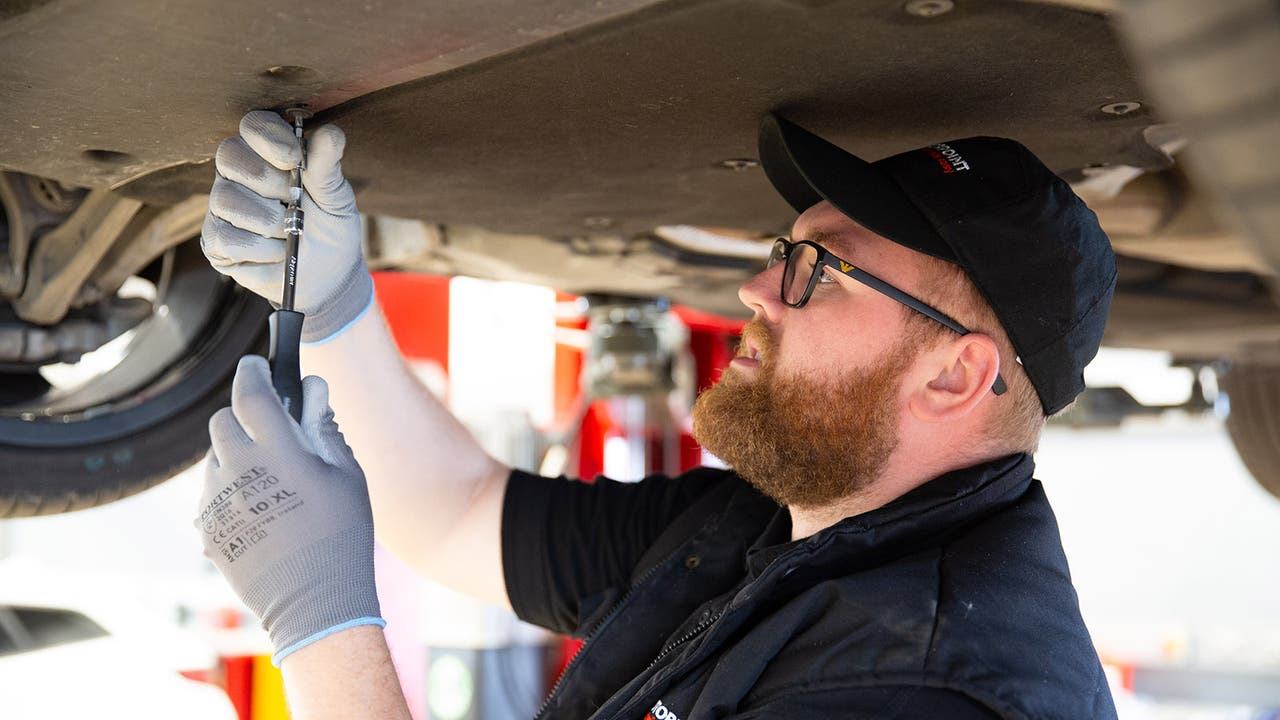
left=268, top=309, right=305, bottom=423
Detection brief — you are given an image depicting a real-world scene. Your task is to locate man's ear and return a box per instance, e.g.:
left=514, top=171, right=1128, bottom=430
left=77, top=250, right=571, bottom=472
left=908, top=334, right=1002, bottom=421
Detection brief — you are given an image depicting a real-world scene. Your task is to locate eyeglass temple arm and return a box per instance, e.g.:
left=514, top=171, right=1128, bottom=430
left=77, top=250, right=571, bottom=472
left=837, top=263, right=1008, bottom=396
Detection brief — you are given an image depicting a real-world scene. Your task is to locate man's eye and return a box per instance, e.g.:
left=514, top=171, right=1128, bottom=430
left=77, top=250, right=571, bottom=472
left=817, top=267, right=838, bottom=284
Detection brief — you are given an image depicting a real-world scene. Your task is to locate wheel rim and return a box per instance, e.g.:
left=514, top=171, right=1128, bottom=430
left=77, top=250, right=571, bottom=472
left=0, top=242, right=268, bottom=447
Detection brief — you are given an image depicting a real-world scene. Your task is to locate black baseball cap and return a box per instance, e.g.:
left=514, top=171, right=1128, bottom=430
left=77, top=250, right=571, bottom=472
left=758, top=113, right=1116, bottom=415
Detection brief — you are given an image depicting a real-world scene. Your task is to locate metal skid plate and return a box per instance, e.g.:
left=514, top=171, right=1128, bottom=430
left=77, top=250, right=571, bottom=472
left=2, top=0, right=1151, bottom=239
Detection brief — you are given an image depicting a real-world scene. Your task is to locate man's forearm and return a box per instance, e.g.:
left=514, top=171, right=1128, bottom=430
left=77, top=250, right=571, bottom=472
left=280, top=625, right=412, bottom=720
left=299, top=301, right=510, bottom=603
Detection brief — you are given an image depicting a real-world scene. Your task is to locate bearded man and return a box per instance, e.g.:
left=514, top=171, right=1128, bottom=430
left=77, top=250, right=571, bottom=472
left=196, top=110, right=1119, bottom=719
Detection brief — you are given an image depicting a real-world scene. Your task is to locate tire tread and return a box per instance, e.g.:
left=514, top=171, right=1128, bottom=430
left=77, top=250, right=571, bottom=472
left=1222, top=359, right=1280, bottom=500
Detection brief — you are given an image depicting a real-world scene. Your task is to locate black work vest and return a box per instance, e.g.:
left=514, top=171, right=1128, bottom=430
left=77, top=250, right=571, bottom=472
left=535, top=454, right=1117, bottom=719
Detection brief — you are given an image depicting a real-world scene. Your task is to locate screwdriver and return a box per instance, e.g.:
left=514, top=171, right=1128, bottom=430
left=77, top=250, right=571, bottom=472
left=268, top=107, right=311, bottom=423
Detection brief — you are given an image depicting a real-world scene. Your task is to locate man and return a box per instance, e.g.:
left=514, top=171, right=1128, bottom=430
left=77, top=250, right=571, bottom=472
left=197, top=110, right=1118, bottom=718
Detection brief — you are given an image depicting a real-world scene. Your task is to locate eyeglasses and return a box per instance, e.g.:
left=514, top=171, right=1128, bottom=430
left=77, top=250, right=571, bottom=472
left=767, top=238, right=1007, bottom=396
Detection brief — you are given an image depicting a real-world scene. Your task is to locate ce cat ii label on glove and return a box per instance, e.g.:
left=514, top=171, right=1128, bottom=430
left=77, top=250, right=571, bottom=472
left=199, top=465, right=303, bottom=564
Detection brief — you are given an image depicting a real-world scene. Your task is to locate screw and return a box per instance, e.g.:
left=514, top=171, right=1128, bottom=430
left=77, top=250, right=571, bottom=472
left=584, top=216, right=614, bottom=230
left=905, top=0, right=954, bottom=18
left=1100, top=101, right=1142, bottom=116
left=717, top=158, right=759, bottom=171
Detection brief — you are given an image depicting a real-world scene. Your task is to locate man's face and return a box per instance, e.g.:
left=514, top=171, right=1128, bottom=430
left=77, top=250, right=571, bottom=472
left=691, top=203, right=929, bottom=509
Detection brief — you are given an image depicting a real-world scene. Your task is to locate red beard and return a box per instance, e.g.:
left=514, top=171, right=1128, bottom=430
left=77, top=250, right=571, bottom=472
left=691, top=319, right=911, bottom=509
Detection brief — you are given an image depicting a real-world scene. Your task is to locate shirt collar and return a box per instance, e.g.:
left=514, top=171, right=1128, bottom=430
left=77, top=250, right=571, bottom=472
left=744, top=453, right=1035, bottom=579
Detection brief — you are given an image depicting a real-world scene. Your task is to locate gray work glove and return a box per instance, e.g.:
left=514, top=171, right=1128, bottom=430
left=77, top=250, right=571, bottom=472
left=202, top=111, right=373, bottom=343
left=196, top=355, right=383, bottom=665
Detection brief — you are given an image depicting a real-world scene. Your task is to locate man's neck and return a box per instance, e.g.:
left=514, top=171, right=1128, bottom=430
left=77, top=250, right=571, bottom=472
left=785, top=447, right=1009, bottom=541
left=787, top=484, right=900, bottom=541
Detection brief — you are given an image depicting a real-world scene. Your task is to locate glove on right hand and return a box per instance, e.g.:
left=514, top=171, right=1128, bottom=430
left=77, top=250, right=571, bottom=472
left=202, top=111, right=373, bottom=343
left=198, top=356, right=383, bottom=666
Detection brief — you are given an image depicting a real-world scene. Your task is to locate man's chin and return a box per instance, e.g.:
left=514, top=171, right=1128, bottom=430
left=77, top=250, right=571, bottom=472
left=690, top=381, right=747, bottom=458
left=690, top=345, right=910, bottom=510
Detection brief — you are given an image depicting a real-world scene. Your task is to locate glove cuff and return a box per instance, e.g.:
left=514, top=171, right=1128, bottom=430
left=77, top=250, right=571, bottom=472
left=271, top=616, right=387, bottom=667
left=241, top=524, right=383, bottom=661
left=300, top=263, right=375, bottom=344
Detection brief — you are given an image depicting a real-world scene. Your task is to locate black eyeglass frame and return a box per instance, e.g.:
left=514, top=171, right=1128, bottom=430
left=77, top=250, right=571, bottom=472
left=768, top=238, right=1008, bottom=396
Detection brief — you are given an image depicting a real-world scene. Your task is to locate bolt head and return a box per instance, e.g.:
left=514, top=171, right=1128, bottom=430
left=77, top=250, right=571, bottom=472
left=905, top=0, right=954, bottom=18
left=1101, top=101, right=1142, bottom=116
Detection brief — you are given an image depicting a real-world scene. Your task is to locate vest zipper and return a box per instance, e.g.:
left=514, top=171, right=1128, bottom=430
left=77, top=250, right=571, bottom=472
left=641, top=562, right=790, bottom=673
left=533, top=545, right=685, bottom=720
left=602, top=565, right=794, bottom=720
left=645, top=608, right=722, bottom=671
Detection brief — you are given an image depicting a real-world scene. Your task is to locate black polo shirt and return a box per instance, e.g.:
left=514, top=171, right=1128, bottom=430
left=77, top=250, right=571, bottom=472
left=502, top=455, right=1117, bottom=719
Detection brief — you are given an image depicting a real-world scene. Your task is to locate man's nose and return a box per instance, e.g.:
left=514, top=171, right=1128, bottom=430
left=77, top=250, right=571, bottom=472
left=738, top=263, right=785, bottom=324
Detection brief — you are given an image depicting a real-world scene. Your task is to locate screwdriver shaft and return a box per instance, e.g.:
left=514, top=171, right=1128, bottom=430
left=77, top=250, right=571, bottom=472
left=281, top=112, right=306, bottom=311
left=271, top=108, right=311, bottom=423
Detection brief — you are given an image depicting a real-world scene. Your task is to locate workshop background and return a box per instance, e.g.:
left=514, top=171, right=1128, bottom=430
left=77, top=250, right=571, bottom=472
left=1, top=271, right=1277, bottom=719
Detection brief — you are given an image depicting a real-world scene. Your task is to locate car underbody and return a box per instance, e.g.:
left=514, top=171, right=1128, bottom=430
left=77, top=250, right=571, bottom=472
left=2, top=0, right=1279, bottom=513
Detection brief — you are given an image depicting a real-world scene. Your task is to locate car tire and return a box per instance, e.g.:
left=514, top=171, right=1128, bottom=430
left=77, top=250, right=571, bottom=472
left=1119, top=1, right=1280, bottom=501
left=1220, top=357, right=1280, bottom=502
left=0, top=244, right=269, bottom=517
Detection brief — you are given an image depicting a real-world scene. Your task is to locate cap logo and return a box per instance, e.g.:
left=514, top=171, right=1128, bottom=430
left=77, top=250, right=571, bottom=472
left=925, top=143, right=971, bottom=174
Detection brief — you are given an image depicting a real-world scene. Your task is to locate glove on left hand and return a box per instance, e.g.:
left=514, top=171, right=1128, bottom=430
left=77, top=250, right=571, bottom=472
left=201, top=111, right=372, bottom=342
left=196, top=355, right=383, bottom=665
